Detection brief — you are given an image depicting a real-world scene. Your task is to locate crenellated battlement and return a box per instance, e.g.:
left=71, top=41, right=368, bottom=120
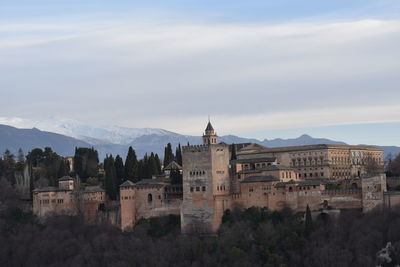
left=182, top=144, right=210, bottom=152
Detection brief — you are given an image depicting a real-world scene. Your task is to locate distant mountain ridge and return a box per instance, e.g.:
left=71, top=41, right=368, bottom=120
left=0, top=117, right=399, bottom=160
left=0, top=116, right=171, bottom=145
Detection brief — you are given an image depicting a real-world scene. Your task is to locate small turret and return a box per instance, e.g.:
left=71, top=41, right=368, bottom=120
left=203, top=120, right=218, bottom=145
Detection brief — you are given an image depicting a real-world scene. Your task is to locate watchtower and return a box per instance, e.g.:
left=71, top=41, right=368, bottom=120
left=203, top=120, right=218, bottom=145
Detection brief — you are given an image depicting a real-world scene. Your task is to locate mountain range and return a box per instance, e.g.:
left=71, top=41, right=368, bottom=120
left=0, top=117, right=399, bottom=160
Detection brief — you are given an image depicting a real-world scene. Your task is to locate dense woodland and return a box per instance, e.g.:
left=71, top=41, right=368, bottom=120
left=0, top=177, right=400, bottom=267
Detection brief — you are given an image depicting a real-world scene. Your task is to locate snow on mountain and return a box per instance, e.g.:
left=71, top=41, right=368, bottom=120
left=0, top=116, right=171, bottom=145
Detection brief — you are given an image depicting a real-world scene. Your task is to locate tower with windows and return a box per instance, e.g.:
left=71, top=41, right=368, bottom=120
left=202, top=120, right=218, bottom=145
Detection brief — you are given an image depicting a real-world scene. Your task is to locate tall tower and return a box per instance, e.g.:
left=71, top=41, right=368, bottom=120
left=203, top=120, right=218, bottom=145
left=181, top=120, right=231, bottom=234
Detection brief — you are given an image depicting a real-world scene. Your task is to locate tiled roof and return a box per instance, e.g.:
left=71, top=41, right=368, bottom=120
left=205, top=121, right=214, bottom=131
left=33, top=187, right=70, bottom=193
left=120, top=180, right=135, bottom=187
left=163, top=161, right=182, bottom=171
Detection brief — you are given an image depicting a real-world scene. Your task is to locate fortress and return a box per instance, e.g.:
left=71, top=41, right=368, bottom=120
left=120, top=122, right=387, bottom=233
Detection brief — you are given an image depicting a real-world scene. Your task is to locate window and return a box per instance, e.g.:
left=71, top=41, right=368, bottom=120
left=190, top=187, right=194, bottom=192
left=148, top=194, right=153, bottom=203
left=202, top=186, right=206, bottom=192
left=249, top=187, right=254, bottom=192
left=196, top=187, right=200, bottom=192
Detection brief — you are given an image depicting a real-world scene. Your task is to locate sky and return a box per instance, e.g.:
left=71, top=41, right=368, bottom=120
left=0, top=0, right=400, bottom=145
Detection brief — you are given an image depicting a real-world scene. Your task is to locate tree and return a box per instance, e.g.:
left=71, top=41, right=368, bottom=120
left=73, top=147, right=99, bottom=182
left=154, top=154, right=162, bottom=174
left=365, top=154, right=381, bottom=176
left=163, top=143, right=174, bottom=168
left=57, top=159, right=69, bottom=179
left=17, top=148, right=25, bottom=163
left=114, top=155, right=125, bottom=186
left=148, top=153, right=158, bottom=178
left=175, top=144, right=182, bottom=166
left=26, top=148, right=44, bottom=167
left=389, top=153, right=400, bottom=177
left=25, top=147, right=69, bottom=186
left=304, top=205, right=313, bottom=237
left=104, top=155, right=118, bottom=200
left=1, top=150, right=16, bottom=183
left=3, top=149, right=15, bottom=166
left=125, top=147, right=138, bottom=182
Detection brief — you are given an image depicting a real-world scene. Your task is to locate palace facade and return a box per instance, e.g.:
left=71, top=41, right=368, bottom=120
left=121, top=122, right=387, bottom=233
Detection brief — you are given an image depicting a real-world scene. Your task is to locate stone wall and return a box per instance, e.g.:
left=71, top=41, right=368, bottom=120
left=120, top=184, right=182, bottom=231
left=361, top=174, right=387, bottom=212
left=181, top=143, right=231, bottom=233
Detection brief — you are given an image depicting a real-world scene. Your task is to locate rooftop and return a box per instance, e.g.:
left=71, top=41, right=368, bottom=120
left=58, top=176, right=75, bottom=181
left=163, top=161, right=182, bottom=171
left=232, top=157, right=277, bottom=164
left=33, top=186, right=71, bottom=193
left=205, top=121, right=214, bottom=132
left=237, top=143, right=382, bottom=156
left=241, top=175, right=280, bottom=183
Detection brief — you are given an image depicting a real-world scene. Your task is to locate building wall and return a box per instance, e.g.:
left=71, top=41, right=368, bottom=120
left=33, top=190, right=75, bottom=217
left=33, top=186, right=106, bottom=223
left=237, top=145, right=383, bottom=180
left=181, top=143, right=230, bottom=233
left=120, top=184, right=182, bottom=231
left=120, top=186, right=136, bottom=231
left=361, top=174, right=387, bottom=212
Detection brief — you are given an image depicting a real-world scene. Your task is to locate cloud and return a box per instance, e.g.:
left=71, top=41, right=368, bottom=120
left=0, top=18, right=399, bottom=136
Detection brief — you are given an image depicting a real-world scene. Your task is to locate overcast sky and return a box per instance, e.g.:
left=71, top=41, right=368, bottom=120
left=1, top=0, right=400, bottom=145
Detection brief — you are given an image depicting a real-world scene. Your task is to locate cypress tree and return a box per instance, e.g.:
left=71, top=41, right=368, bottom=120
left=57, top=159, right=68, bottom=178
left=125, top=146, right=138, bottom=182
left=176, top=143, right=182, bottom=166
left=104, top=155, right=118, bottom=200
left=73, top=147, right=99, bottom=182
left=154, top=154, right=162, bottom=174
left=143, top=154, right=150, bottom=178
left=114, top=155, right=125, bottom=185
left=148, top=153, right=158, bottom=178
left=137, top=160, right=144, bottom=181
left=163, top=143, right=174, bottom=167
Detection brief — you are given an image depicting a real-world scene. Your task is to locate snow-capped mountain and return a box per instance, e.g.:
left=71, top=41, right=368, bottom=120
left=1, top=116, right=397, bottom=160
left=0, top=116, right=172, bottom=145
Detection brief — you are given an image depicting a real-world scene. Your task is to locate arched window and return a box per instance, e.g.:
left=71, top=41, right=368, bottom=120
left=148, top=194, right=153, bottom=203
